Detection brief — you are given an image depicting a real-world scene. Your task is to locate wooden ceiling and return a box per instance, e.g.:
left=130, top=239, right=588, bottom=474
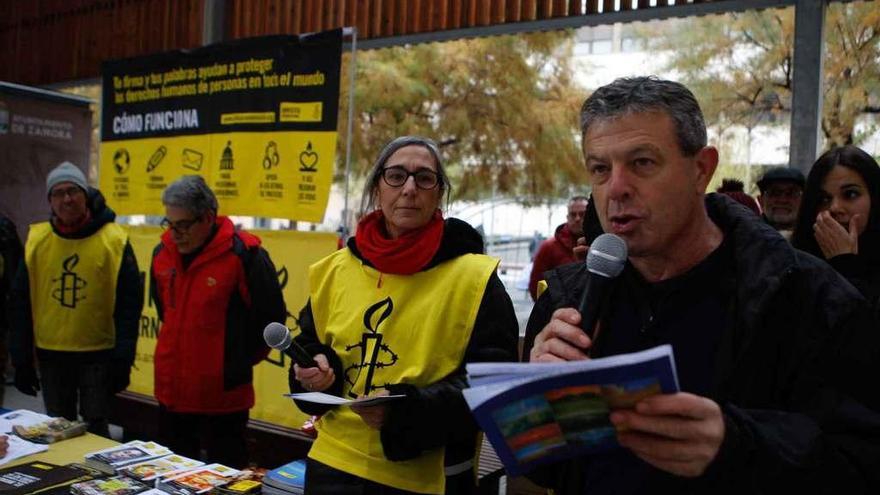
left=1, top=0, right=760, bottom=87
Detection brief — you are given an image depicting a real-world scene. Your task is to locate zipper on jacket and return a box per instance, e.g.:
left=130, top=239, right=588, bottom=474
left=169, top=268, right=176, bottom=308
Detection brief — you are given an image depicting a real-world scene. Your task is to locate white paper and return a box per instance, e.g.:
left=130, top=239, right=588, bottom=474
left=285, top=392, right=405, bottom=406
left=0, top=434, right=49, bottom=466
left=466, top=344, right=675, bottom=378
left=0, top=409, right=52, bottom=435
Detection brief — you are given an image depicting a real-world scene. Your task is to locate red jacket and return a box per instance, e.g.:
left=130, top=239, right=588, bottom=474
left=529, top=224, right=577, bottom=301
left=150, top=217, right=285, bottom=413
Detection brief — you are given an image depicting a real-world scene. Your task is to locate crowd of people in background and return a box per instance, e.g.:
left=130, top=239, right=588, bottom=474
left=0, top=75, right=878, bottom=494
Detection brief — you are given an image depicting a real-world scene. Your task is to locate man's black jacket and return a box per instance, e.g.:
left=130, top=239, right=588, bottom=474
left=524, top=194, right=880, bottom=494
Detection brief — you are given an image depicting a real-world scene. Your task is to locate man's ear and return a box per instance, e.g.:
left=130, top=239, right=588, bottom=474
left=694, top=146, right=719, bottom=193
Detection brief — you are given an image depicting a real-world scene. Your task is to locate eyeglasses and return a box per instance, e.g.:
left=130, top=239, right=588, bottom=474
left=161, top=216, right=201, bottom=234
left=49, top=186, right=84, bottom=200
left=381, top=166, right=440, bottom=190
left=765, top=188, right=802, bottom=199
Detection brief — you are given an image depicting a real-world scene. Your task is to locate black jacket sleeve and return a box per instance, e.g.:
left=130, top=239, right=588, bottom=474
left=827, top=253, right=880, bottom=310
left=0, top=217, right=23, bottom=334
left=244, top=246, right=287, bottom=364
left=8, top=260, right=34, bottom=369
left=379, top=273, right=519, bottom=461
left=150, top=244, right=164, bottom=322
left=288, top=299, right=345, bottom=416
left=112, top=241, right=143, bottom=364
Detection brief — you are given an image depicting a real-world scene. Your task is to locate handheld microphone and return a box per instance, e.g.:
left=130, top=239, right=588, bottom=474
left=578, top=233, right=628, bottom=340
left=263, top=322, right=318, bottom=368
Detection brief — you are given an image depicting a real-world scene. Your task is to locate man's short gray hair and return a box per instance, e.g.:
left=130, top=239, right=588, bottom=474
left=162, top=175, right=218, bottom=217
left=580, top=76, right=707, bottom=156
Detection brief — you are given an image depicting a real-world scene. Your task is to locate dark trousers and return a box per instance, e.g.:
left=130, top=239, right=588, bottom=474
left=39, top=360, right=111, bottom=437
left=157, top=404, right=249, bottom=468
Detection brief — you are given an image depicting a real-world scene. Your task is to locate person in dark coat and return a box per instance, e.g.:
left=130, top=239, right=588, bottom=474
left=289, top=136, right=519, bottom=495
left=791, top=145, right=880, bottom=309
left=526, top=77, right=880, bottom=494
left=529, top=196, right=589, bottom=300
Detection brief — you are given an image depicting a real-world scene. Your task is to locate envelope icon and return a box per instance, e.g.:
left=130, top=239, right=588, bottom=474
left=182, top=148, right=204, bottom=171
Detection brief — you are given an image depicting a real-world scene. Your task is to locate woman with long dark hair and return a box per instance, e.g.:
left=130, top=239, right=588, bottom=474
left=791, top=145, right=880, bottom=305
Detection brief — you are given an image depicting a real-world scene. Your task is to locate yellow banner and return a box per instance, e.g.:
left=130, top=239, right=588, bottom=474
left=100, top=131, right=336, bottom=223
left=126, top=225, right=337, bottom=429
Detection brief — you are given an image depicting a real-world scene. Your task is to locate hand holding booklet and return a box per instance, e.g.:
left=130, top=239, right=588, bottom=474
left=463, top=345, right=679, bottom=476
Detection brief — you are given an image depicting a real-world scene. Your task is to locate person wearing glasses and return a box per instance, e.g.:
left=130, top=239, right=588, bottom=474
left=288, top=136, right=518, bottom=494
left=792, top=145, right=880, bottom=308
left=149, top=175, right=285, bottom=468
left=9, top=161, right=143, bottom=436
left=756, top=166, right=806, bottom=240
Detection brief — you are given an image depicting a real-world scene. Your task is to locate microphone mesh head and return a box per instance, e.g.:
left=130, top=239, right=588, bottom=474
left=586, top=233, right=628, bottom=278
left=263, top=322, right=290, bottom=349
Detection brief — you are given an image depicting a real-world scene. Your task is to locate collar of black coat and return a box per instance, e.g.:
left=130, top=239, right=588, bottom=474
left=348, top=217, right=484, bottom=272
left=50, top=187, right=116, bottom=240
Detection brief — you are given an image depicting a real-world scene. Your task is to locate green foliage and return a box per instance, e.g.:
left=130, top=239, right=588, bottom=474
left=337, top=31, right=587, bottom=205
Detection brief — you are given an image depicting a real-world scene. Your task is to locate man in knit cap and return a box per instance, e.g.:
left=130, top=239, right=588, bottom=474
left=9, top=161, right=142, bottom=435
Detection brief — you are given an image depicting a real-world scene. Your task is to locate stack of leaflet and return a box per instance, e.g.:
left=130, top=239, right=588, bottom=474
left=261, top=460, right=306, bottom=495
left=84, top=441, right=173, bottom=474
left=117, top=454, right=204, bottom=486
left=155, top=463, right=240, bottom=494
left=0, top=461, right=100, bottom=495
left=70, top=475, right=151, bottom=495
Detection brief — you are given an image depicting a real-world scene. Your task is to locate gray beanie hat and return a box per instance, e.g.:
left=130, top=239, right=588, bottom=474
left=46, top=161, right=88, bottom=196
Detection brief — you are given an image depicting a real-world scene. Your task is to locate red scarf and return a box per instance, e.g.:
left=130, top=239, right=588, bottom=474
left=53, top=209, right=92, bottom=235
left=355, top=209, right=445, bottom=275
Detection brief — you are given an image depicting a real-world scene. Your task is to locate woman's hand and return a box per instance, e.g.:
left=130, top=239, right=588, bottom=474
left=350, top=390, right=390, bottom=429
left=293, top=354, right=335, bottom=392
left=814, top=211, right=861, bottom=258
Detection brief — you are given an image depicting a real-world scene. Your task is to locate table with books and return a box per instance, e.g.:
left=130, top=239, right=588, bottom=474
left=0, top=409, right=306, bottom=495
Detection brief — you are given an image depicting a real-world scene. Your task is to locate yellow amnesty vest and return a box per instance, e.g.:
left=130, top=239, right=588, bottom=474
left=307, top=249, right=499, bottom=494
left=25, top=221, right=127, bottom=351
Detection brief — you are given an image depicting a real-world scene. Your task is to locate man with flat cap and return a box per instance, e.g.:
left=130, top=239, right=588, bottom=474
left=756, top=166, right=806, bottom=239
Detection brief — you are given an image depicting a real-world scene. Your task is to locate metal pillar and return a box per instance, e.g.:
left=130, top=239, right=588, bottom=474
left=788, top=0, right=827, bottom=173
left=202, top=0, right=228, bottom=45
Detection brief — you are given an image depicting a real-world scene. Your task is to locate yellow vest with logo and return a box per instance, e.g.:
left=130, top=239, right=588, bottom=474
left=25, top=221, right=127, bottom=351
left=307, top=249, right=498, bottom=494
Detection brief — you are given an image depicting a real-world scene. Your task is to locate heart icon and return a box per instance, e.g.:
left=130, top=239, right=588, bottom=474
left=299, top=142, right=319, bottom=172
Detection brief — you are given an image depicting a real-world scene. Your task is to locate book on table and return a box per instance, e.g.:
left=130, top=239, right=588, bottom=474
left=70, top=475, right=151, bottom=495
left=208, top=468, right=265, bottom=495
left=84, top=441, right=173, bottom=474
left=463, top=345, right=680, bottom=476
left=117, top=454, right=204, bottom=484
left=12, top=417, right=88, bottom=444
left=155, top=463, right=240, bottom=494
left=0, top=461, right=99, bottom=495
left=261, top=459, right=305, bottom=495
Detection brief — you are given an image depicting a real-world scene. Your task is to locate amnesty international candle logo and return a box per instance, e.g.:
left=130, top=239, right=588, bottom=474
left=52, top=254, right=87, bottom=308
left=345, top=297, right=399, bottom=398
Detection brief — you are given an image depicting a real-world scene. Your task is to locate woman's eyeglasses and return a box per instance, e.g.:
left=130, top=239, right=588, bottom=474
left=381, top=166, right=440, bottom=190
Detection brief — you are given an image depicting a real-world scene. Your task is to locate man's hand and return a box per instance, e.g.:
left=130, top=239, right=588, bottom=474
left=350, top=390, right=390, bottom=429
left=529, top=308, right=591, bottom=362
left=574, top=237, right=589, bottom=261
left=611, top=392, right=725, bottom=477
left=814, top=211, right=861, bottom=258
left=14, top=366, right=40, bottom=396
left=0, top=435, right=8, bottom=458
left=293, top=354, right=335, bottom=392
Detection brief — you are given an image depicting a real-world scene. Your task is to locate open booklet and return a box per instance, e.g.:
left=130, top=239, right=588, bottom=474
left=463, top=345, right=680, bottom=477
left=285, top=392, right=405, bottom=406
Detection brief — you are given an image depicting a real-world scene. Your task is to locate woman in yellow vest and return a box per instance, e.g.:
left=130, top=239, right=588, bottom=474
left=289, top=136, right=519, bottom=495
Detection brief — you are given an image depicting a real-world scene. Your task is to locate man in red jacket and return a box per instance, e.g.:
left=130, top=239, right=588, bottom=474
left=529, top=196, right=588, bottom=300
left=150, top=175, right=286, bottom=468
